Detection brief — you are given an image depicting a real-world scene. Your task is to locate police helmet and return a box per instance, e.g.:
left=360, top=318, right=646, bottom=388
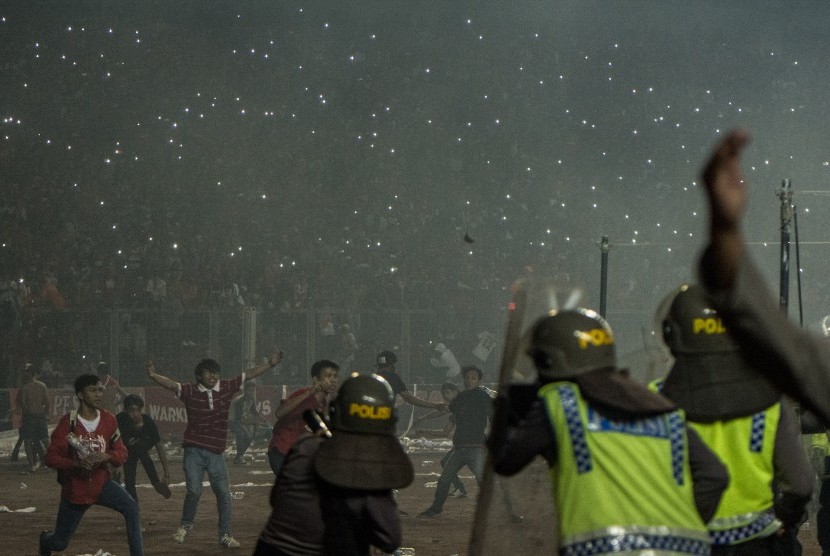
left=527, top=308, right=616, bottom=380
left=330, top=372, right=397, bottom=436
left=662, top=284, right=738, bottom=354
left=316, top=372, right=413, bottom=490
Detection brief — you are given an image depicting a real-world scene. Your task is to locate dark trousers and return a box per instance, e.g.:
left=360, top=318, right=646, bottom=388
left=712, top=530, right=800, bottom=556
left=819, top=457, right=830, bottom=555
left=42, top=480, right=144, bottom=556
left=124, top=445, right=161, bottom=504
left=229, top=422, right=252, bottom=460
left=440, top=449, right=466, bottom=494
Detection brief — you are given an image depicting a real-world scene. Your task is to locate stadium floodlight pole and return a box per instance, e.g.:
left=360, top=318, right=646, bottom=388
left=777, top=179, right=794, bottom=314
left=599, top=235, right=610, bottom=318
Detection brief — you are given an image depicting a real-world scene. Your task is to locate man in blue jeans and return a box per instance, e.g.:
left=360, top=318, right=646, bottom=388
left=40, top=373, right=143, bottom=556
left=418, top=365, right=492, bottom=518
left=147, top=350, right=282, bottom=550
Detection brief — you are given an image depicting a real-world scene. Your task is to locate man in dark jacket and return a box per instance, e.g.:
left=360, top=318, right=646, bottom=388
left=418, top=365, right=493, bottom=517
left=116, top=394, right=172, bottom=504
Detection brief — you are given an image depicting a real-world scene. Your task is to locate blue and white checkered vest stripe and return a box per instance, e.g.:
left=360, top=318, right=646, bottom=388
left=562, top=529, right=711, bottom=556
left=709, top=508, right=777, bottom=545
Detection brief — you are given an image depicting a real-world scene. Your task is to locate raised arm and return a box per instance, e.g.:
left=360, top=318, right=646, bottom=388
left=400, top=390, right=447, bottom=411
left=699, top=130, right=830, bottom=423
left=244, top=350, right=283, bottom=382
left=275, top=385, right=321, bottom=419
left=146, top=361, right=179, bottom=393
left=700, top=129, right=750, bottom=290
left=416, top=419, right=455, bottom=439
left=113, top=380, right=128, bottom=398
left=413, top=408, right=449, bottom=428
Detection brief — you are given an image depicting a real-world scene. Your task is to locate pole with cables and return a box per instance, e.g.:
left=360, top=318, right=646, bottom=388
left=599, top=235, right=610, bottom=318
left=777, top=179, right=793, bottom=314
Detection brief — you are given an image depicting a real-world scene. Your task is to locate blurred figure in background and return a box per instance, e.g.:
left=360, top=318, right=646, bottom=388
left=337, top=324, right=359, bottom=373
left=430, top=342, right=461, bottom=383
left=375, top=350, right=445, bottom=411
left=229, top=380, right=268, bottom=465
left=15, top=362, right=49, bottom=472
left=97, top=362, right=127, bottom=414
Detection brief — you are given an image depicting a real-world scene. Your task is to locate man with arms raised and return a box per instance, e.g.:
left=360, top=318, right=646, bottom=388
left=147, top=350, right=282, bottom=549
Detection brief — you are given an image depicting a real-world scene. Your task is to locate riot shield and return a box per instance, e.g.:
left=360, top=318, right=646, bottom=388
left=468, top=278, right=584, bottom=555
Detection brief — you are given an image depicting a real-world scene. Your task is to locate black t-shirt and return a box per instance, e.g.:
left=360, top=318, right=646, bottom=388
left=449, top=387, right=492, bottom=447
left=116, top=412, right=161, bottom=453
left=377, top=370, right=407, bottom=399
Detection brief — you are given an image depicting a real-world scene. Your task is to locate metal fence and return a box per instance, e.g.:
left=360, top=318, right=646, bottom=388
left=1, top=302, right=508, bottom=389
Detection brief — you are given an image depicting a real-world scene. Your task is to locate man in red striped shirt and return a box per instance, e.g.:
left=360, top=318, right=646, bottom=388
left=147, top=350, right=282, bottom=550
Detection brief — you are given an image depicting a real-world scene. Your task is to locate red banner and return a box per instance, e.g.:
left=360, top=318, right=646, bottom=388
left=3, top=383, right=454, bottom=440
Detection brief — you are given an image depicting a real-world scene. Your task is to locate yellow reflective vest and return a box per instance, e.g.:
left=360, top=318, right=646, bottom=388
left=688, top=405, right=781, bottom=544
left=540, top=382, right=710, bottom=555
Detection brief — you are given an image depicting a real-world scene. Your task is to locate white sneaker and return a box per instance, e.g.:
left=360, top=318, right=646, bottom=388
left=173, top=526, right=189, bottom=543
left=219, top=534, right=241, bottom=548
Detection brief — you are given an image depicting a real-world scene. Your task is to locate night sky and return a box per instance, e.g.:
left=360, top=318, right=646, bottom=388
left=4, top=1, right=830, bottom=356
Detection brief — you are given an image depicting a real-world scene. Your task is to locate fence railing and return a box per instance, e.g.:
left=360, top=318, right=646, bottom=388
left=0, top=303, right=508, bottom=389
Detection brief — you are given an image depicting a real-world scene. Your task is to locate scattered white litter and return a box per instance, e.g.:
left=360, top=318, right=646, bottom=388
left=73, top=550, right=115, bottom=556
left=20, top=482, right=28, bottom=489
left=0, top=506, right=36, bottom=513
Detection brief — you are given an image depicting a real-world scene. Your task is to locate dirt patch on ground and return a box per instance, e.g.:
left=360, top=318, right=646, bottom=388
left=0, top=443, right=822, bottom=556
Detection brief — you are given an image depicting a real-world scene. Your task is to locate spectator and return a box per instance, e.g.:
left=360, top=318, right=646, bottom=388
left=40, top=373, right=142, bottom=556
left=418, top=366, right=500, bottom=518
left=97, top=362, right=127, bottom=415
left=267, top=360, right=339, bottom=476
left=414, top=382, right=467, bottom=499
left=15, top=362, right=49, bottom=472
left=229, top=381, right=267, bottom=465
left=375, top=351, right=446, bottom=411
left=116, top=394, right=172, bottom=504
left=430, top=342, right=461, bottom=383
left=337, top=324, right=359, bottom=372
left=146, top=350, right=283, bottom=549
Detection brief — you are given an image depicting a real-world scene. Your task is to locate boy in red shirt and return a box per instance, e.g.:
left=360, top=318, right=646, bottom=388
left=267, top=359, right=339, bottom=476
left=40, top=373, right=142, bottom=556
